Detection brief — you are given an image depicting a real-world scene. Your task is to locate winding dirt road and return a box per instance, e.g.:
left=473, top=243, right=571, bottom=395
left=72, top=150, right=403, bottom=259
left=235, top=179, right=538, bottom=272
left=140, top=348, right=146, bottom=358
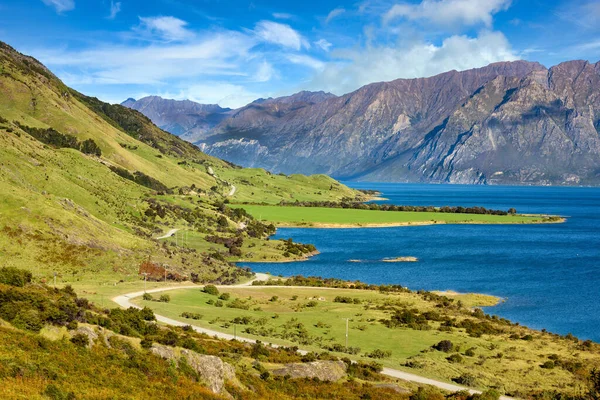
left=111, top=274, right=514, bottom=399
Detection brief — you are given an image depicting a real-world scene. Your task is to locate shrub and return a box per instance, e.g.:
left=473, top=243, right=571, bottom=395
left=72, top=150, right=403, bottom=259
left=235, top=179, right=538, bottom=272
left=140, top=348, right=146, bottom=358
left=140, top=307, right=156, bottom=321
left=452, top=374, right=477, bottom=386
left=446, top=353, right=463, bottom=363
left=80, top=138, right=102, bottom=156
left=409, top=387, right=445, bottom=400
left=140, top=337, right=153, bottom=349
left=479, top=389, right=501, bottom=400
left=181, top=312, right=203, bottom=320
left=541, top=361, right=555, bottom=369
left=158, top=294, right=170, bottom=303
left=269, top=295, right=279, bottom=302
left=142, top=293, right=153, bottom=301
left=44, top=384, right=75, bottom=400
left=227, top=299, right=249, bottom=310
left=366, top=349, right=392, bottom=359
left=433, top=340, right=454, bottom=352
left=0, top=267, right=32, bottom=287
left=203, top=285, right=219, bottom=296
left=465, top=347, right=476, bottom=357
left=219, top=293, right=231, bottom=301
left=70, top=333, right=89, bottom=348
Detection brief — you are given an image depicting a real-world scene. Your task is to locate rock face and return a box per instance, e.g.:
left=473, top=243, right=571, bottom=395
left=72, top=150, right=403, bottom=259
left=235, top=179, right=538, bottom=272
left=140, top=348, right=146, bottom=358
left=130, top=60, right=600, bottom=185
left=272, top=361, right=347, bottom=382
left=122, top=96, right=232, bottom=143
left=150, top=344, right=235, bottom=394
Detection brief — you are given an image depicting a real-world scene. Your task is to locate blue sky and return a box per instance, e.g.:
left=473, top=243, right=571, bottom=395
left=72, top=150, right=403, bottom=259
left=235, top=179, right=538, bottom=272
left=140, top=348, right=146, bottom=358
left=1, top=0, right=599, bottom=107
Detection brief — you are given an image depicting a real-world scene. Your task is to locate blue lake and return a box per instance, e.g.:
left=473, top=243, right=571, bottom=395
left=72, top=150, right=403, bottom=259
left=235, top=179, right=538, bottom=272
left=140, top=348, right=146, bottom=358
left=239, top=183, right=600, bottom=341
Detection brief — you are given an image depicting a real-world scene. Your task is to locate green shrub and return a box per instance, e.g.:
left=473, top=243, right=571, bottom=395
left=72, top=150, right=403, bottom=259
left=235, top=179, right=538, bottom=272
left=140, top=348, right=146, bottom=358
left=433, top=340, right=454, bottom=352
left=365, top=349, right=392, bottom=359
left=446, top=353, right=463, bottom=363
left=541, top=361, right=555, bottom=369
left=142, top=293, right=153, bottom=301
left=0, top=267, right=32, bottom=287
left=158, top=294, right=170, bottom=303
left=219, top=293, right=231, bottom=301
left=452, top=373, right=477, bottom=386
left=70, top=333, right=89, bottom=348
left=203, top=285, right=219, bottom=296
left=44, top=384, right=76, bottom=400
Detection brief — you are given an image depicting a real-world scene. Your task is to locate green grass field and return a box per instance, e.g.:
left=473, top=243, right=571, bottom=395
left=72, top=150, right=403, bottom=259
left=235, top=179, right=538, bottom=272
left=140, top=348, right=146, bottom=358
left=133, top=285, right=596, bottom=395
left=231, top=205, right=554, bottom=227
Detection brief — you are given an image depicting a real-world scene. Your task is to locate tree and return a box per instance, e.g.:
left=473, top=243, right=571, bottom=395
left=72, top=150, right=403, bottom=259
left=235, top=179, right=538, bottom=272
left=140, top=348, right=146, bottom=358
left=508, top=208, right=517, bottom=215
left=79, top=139, right=102, bottom=156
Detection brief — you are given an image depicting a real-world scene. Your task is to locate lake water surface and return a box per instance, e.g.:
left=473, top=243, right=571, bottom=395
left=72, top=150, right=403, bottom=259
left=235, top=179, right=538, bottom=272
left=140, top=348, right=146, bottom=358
left=239, top=183, right=600, bottom=341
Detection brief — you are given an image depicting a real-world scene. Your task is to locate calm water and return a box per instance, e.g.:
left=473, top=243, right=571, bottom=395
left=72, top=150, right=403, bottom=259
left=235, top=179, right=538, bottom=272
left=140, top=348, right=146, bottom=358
left=239, top=183, right=600, bottom=341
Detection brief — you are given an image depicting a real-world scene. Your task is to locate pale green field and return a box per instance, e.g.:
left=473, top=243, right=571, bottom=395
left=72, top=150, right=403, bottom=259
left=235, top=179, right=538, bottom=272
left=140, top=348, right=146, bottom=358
left=231, top=205, right=553, bottom=226
left=133, top=286, right=596, bottom=395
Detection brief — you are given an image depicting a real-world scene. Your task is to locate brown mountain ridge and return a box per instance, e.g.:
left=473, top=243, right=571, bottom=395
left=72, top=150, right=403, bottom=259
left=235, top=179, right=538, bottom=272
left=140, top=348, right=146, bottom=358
left=124, top=60, right=600, bottom=185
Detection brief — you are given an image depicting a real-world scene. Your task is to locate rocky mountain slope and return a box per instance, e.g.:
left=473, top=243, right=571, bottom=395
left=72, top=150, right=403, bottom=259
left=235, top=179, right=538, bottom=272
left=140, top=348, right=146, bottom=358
left=122, top=96, right=233, bottom=143
left=130, top=60, right=600, bottom=185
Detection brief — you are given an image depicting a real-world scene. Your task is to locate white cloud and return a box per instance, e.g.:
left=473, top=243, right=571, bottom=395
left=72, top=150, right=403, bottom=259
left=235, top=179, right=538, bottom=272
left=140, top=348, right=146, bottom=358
left=325, top=8, right=345, bottom=24
left=254, top=60, right=275, bottom=82
left=36, top=32, right=256, bottom=85
left=384, top=0, right=512, bottom=27
left=41, top=0, right=74, bottom=13
left=272, top=12, right=294, bottom=19
left=108, top=1, right=121, bottom=19
left=306, top=30, right=516, bottom=95
left=287, top=54, right=326, bottom=70
left=167, top=83, right=263, bottom=108
left=254, top=20, right=309, bottom=50
left=138, top=16, right=194, bottom=41
left=314, top=39, right=333, bottom=52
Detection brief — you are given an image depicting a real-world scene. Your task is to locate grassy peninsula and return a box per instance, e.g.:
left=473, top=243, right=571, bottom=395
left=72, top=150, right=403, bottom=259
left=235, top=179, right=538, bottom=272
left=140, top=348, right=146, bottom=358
left=230, top=204, right=561, bottom=228
left=131, top=277, right=600, bottom=397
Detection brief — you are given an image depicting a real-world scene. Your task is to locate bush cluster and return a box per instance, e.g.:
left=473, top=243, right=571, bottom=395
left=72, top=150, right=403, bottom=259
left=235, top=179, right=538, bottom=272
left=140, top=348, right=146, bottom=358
left=16, top=123, right=101, bottom=156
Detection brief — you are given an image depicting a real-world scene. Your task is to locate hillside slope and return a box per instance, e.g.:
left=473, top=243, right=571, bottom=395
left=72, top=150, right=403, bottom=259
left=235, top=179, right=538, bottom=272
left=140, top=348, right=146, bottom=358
left=0, top=41, right=364, bottom=287
left=139, top=60, right=600, bottom=185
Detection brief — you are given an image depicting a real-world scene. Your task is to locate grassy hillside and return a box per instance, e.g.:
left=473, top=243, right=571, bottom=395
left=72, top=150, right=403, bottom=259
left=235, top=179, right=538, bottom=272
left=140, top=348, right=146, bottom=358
left=0, top=41, right=366, bottom=289
left=134, top=283, right=600, bottom=397
left=0, top=267, right=426, bottom=400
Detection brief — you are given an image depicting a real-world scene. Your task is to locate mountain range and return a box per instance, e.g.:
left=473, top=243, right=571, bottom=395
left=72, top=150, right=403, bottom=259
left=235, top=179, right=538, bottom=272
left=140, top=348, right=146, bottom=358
left=124, top=60, right=600, bottom=185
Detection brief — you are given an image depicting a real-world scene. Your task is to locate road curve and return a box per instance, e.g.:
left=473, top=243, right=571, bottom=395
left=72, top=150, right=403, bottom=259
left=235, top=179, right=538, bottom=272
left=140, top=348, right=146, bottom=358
left=156, top=228, right=179, bottom=240
left=111, top=275, right=514, bottom=399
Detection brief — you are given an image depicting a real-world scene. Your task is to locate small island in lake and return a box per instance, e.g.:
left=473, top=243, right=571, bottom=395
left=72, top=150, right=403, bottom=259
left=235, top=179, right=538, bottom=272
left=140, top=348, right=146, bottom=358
left=382, top=256, right=419, bottom=262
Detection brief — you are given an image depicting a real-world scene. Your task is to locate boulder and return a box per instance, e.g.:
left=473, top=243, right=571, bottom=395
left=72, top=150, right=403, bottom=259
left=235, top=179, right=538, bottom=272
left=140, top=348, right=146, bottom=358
left=150, top=344, right=235, bottom=395
left=72, top=326, right=98, bottom=348
left=272, top=361, right=347, bottom=382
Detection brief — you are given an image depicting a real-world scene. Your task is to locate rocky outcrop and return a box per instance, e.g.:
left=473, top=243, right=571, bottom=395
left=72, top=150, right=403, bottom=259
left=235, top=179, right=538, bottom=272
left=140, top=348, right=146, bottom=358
left=71, top=326, right=98, bottom=348
left=150, top=344, right=235, bottom=394
left=272, top=361, right=347, bottom=382
left=131, top=59, right=600, bottom=185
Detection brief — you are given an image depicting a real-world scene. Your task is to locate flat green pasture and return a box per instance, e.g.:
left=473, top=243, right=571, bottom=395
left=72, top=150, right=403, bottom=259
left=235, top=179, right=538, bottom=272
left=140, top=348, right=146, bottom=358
left=231, top=205, right=550, bottom=227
